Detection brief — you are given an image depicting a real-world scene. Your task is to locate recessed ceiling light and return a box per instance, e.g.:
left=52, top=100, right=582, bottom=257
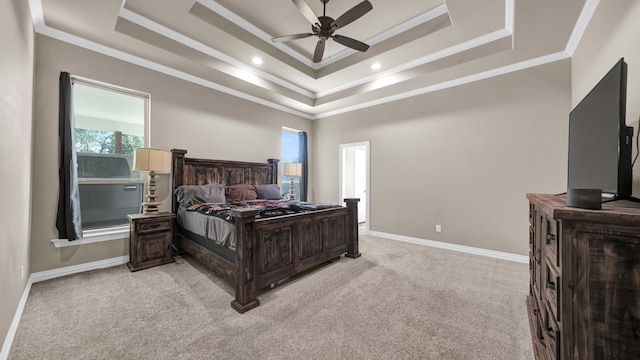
left=371, top=62, right=381, bottom=70
left=252, top=57, right=263, bottom=65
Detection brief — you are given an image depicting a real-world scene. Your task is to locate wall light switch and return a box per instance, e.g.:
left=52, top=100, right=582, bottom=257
left=436, top=224, right=442, bottom=233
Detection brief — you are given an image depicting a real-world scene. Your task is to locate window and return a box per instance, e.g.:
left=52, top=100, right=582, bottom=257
left=282, top=128, right=301, bottom=200
left=73, top=79, right=149, bottom=231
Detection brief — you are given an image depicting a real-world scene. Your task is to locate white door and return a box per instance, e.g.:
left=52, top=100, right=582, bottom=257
left=339, top=142, right=369, bottom=226
left=354, top=148, right=366, bottom=221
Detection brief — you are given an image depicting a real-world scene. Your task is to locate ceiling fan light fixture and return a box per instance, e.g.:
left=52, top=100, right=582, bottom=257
left=272, top=0, right=373, bottom=63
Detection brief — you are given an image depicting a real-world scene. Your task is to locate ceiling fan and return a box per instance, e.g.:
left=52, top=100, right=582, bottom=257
left=272, top=0, right=373, bottom=63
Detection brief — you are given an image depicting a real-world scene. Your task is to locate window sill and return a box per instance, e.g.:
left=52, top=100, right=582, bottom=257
left=51, top=226, right=129, bottom=248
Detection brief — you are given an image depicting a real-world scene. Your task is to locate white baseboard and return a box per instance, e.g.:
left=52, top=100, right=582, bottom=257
left=31, top=256, right=129, bottom=283
left=1, top=278, right=32, bottom=360
left=2, top=256, right=130, bottom=359
left=367, top=230, right=528, bottom=264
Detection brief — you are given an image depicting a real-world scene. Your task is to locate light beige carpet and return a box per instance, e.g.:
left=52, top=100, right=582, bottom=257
left=9, top=235, right=533, bottom=359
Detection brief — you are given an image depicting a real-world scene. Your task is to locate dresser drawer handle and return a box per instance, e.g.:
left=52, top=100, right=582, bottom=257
left=148, top=223, right=161, bottom=228
left=547, top=281, right=556, bottom=291
left=546, top=329, right=556, bottom=340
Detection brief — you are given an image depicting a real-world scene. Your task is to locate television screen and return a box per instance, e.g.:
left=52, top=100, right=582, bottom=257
left=567, top=58, right=633, bottom=198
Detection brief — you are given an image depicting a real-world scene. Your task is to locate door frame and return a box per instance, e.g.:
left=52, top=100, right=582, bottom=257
left=339, top=141, right=370, bottom=234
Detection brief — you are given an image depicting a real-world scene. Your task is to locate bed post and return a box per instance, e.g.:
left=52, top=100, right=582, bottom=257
left=268, top=158, right=279, bottom=184
left=170, top=149, right=187, bottom=215
left=230, top=208, right=261, bottom=313
left=344, top=198, right=361, bottom=259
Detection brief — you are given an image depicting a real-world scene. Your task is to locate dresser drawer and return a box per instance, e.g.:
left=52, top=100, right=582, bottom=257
left=135, top=218, right=172, bottom=233
left=544, top=217, right=559, bottom=268
left=529, top=202, right=535, bottom=227
left=543, top=306, right=560, bottom=360
left=544, top=262, right=560, bottom=322
left=529, top=255, right=535, bottom=292
left=526, top=295, right=549, bottom=359
left=529, top=226, right=534, bottom=253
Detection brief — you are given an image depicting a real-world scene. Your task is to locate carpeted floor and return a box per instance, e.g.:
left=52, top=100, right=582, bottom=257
left=9, top=235, right=533, bottom=360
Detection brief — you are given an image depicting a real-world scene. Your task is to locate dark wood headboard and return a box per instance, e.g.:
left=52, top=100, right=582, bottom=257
left=171, top=149, right=279, bottom=213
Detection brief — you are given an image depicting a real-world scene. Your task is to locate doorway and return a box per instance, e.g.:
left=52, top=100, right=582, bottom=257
left=339, top=141, right=369, bottom=234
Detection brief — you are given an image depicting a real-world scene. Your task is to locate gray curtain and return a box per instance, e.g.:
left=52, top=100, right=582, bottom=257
left=298, top=131, right=308, bottom=201
left=56, top=72, right=83, bottom=240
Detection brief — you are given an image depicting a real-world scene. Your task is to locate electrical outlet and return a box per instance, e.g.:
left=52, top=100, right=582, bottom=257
left=20, top=265, right=24, bottom=281
left=436, top=224, right=442, bottom=233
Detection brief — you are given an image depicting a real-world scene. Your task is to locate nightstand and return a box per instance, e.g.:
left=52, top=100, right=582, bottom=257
left=127, top=212, right=176, bottom=271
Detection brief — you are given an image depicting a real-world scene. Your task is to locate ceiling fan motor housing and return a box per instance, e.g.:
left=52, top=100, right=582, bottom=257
left=316, top=16, right=335, bottom=40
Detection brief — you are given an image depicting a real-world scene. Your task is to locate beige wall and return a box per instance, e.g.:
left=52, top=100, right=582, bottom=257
left=0, top=0, right=34, bottom=349
left=314, top=61, right=572, bottom=255
left=15, top=0, right=640, bottom=323
left=31, top=35, right=312, bottom=273
left=572, top=0, right=640, bottom=196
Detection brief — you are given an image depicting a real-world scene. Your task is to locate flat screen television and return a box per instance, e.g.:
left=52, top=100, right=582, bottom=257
left=567, top=58, right=634, bottom=200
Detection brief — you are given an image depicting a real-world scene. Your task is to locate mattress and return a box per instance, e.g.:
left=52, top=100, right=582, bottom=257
left=177, top=208, right=236, bottom=249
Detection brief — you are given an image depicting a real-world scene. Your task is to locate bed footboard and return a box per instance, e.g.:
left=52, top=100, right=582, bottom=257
left=230, top=199, right=360, bottom=313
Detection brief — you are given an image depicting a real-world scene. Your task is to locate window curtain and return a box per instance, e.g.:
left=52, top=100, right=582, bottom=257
left=56, top=72, right=83, bottom=240
left=298, top=131, right=308, bottom=201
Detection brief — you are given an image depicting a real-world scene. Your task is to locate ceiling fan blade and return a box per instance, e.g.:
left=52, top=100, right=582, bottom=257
left=332, top=34, right=370, bottom=52
left=292, top=0, right=320, bottom=27
left=330, top=0, right=373, bottom=29
left=313, top=39, right=326, bottom=63
left=272, top=33, right=315, bottom=42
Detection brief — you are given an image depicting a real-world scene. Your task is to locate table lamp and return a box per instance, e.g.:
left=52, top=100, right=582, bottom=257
left=283, top=162, right=302, bottom=200
left=133, top=148, right=171, bottom=214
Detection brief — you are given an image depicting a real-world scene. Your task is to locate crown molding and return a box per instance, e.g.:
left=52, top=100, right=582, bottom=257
left=312, top=51, right=571, bottom=119
left=313, top=3, right=451, bottom=66
left=317, top=27, right=512, bottom=98
left=197, top=0, right=450, bottom=70
left=120, top=0, right=510, bottom=101
left=27, top=0, right=591, bottom=120
left=196, top=0, right=317, bottom=69
left=565, top=0, right=599, bottom=56
left=119, top=6, right=316, bottom=99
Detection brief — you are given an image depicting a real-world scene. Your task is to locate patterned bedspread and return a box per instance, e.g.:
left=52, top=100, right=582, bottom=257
left=185, top=199, right=341, bottom=223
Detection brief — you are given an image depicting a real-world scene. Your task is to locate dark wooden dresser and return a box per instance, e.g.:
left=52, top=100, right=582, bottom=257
left=526, top=193, right=640, bottom=359
left=127, top=212, right=176, bottom=271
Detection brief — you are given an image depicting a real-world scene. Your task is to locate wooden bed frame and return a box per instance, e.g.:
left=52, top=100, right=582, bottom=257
left=170, top=149, right=360, bottom=313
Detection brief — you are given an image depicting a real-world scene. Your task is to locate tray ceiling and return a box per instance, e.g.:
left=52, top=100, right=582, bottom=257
left=30, top=0, right=590, bottom=119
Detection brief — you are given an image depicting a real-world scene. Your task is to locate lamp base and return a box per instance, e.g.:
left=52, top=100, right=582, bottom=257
left=142, top=171, right=162, bottom=214
left=142, top=201, right=161, bottom=214
left=288, top=178, right=296, bottom=201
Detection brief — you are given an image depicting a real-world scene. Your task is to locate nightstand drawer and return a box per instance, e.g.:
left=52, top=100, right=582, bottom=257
left=135, top=218, right=172, bottom=233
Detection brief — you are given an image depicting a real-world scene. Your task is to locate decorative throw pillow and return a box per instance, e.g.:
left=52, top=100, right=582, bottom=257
left=175, top=183, right=226, bottom=207
left=254, top=184, right=283, bottom=200
left=225, top=184, right=258, bottom=203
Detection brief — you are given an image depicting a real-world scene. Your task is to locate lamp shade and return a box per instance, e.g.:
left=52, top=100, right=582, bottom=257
left=283, top=162, right=302, bottom=177
left=132, top=148, right=171, bottom=173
